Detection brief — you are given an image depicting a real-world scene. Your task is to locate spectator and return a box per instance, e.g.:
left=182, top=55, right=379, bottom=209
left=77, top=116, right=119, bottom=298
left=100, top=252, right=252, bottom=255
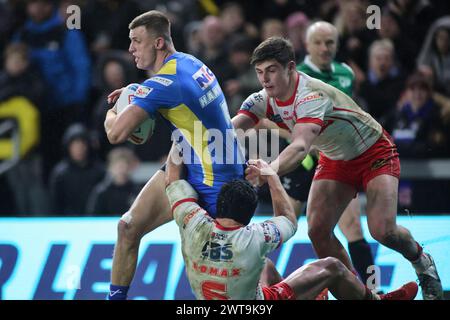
left=82, top=0, right=141, bottom=54
left=260, top=18, right=286, bottom=41
left=0, top=42, right=44, bottom=106
left=219, top=2, right=258, bottom=40
left=87, top=147, right=140, bottom=216
left=335, top=0, right=378, bottom=73
left=91, top=50, right=138, bottom=159
left=49, top=124, right=105, bottom=215
left=14, top=0, right=91, bottom=182
left=385, top=0, right=438, bottom=46
left=222, top=35, right=259, bottom=116
left=392, top=72, right=450, bottom=158
left=377, top=10, right=419, bottom=74
left=196, top=15, right=229, bottom=82
left=358, top=39, right=406, bottom=132
left=286, top=12, right=310, bottom=64
left=183, top=20, right=202, bottom=54
left=417, top=17, right=450, bottom=96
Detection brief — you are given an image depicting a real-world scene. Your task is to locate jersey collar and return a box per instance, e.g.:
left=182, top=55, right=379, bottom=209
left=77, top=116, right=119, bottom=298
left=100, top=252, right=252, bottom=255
left=214, top=220, right=242, bottom=231
left=275, top=72, right=300, bottom=106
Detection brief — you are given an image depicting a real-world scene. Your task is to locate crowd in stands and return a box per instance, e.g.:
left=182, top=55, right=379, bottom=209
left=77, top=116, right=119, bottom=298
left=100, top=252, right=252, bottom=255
left=0, top=0, right=449, bottom=216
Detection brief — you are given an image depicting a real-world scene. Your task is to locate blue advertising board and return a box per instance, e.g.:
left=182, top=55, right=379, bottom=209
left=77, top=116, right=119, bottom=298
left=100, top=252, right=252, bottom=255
left=0, top=216, right=448, bottom=300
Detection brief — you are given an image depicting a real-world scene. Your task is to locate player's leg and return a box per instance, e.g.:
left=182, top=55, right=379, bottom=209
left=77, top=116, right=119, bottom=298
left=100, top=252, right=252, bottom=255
left=282, top=257, right=370, bottom=300
left=365, top=174, right=443, bottom=300
left=338, top=196, right=375, bottom=285
left=109, top=170, right=172, bottom=299
left=306, top=179, right=356, bottom=271
left=260, top=258, right=284, bottom=287
left=268, top=257, right=418, bottom=300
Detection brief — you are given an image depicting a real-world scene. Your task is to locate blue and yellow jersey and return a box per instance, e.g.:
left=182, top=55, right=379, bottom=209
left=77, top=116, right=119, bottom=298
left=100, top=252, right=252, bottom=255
left=131, top=52, right=244, bottom=216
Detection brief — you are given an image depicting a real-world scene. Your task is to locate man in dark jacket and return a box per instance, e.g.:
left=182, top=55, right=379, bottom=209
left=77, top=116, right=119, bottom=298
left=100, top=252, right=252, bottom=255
left=49, top=124, right=105, bottom=215
left=14, top=0, right=91, bottom=182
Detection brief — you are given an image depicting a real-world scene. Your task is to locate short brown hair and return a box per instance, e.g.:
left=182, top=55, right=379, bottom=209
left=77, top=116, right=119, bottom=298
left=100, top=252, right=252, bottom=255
left=406, top=72, right=432, bottom=92
left=250, top=37, right=295, bottom=67
left=107, top=147, right=137, bottom=167
left=129, top=10, right=172, bottom=43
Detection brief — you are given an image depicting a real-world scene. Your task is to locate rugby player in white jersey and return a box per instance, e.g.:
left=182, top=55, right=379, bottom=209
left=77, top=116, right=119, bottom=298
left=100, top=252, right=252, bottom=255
left=165, top=156, right=418, bottom=300
left=232, top=37, right=443, bottom=300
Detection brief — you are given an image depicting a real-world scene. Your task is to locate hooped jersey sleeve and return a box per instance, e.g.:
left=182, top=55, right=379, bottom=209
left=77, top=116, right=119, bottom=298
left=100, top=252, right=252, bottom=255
left=166, top=179, right=206, bottom=228
left=237, top=90, right=268, bottom=124
left=131, top=75, right=182, bottom=118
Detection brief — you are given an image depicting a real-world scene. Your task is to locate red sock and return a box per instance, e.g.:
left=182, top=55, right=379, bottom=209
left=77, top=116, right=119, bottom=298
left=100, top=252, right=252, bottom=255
left=408, top=242, right=423, bottom=262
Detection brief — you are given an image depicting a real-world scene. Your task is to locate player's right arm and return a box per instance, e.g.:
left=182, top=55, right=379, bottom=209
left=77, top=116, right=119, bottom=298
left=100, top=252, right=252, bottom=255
left=246, top=159, right=297, bottom=228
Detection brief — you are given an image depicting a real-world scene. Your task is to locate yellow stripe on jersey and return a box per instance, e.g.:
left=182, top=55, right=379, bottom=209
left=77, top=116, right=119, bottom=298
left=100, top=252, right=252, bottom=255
left=159, top=103, right=214, bottom=186
left=157, top=59, right=177, bottom=75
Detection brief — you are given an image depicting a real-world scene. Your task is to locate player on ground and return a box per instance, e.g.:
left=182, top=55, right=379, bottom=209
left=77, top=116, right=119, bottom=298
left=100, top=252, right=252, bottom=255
left=296, top=21, right=375, bottom=285
left=104, top=10, right=243, bottom=300
left=232, top=37, right=443, bottom=300
left=165, top=156, right=418, bottom=300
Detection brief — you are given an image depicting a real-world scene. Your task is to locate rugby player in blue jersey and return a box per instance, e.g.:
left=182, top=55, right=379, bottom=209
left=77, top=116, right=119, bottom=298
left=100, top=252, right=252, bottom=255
left=104, top=10, right=244, bottom=300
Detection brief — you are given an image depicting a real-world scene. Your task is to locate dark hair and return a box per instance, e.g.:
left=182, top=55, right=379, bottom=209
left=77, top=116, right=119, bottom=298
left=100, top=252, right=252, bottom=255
left=406, top=72, right=432, bottom=92
left=216, top=179, right=258, bottom=225
left=129, top=10, right=172, bottom=44
left=250, top=37, right=295, bottom=67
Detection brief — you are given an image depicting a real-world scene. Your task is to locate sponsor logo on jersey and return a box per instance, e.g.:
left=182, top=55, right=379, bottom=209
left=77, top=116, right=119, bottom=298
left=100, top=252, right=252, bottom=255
left=183, top=207, right=202, bottom=228
left=192, top=262, right=241, bottom=278
left=297, top=92, right=323, bottom=105
left=149, top=76, right=173, bottom=86
left=135, top=85, right=153, bottom=98
left=199, top=84, right=222, bottom=108
left=252, top=93, right=264, bottom=103
left=201, top=241, right=233, bottom=261
left=262, top=222, right=281, bottom=244
left=211, top=232, right=227, bottom=241
left=241, top=100, right=255, bottom=111
left=193, top=65, right=216, bottom=90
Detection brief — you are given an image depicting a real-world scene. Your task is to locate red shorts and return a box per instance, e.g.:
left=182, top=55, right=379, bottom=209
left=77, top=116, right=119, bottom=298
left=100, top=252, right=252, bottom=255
left=313, top=130, right=400, bottom=191
left=262, top=282, right=295, bottom=300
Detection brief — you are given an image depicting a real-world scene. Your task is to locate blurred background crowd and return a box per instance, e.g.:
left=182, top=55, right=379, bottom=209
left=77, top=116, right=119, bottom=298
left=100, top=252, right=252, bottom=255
left=0, top=0, right=449, bottom=217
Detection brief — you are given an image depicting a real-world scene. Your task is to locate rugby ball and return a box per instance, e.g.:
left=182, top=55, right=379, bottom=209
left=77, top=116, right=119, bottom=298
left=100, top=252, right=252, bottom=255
left=114, top=83, right=155, bottom=145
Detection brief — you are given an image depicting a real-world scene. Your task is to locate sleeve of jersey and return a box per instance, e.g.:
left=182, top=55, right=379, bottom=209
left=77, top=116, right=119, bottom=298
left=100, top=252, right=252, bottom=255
left=254, top=216, right=297, bottom=254
left=166, top=179, right=204, bottom=227
left=294, top=91, right=332, bottom=128
left=131, top=76, right=180, bottom=118
left=237, top=91, right=267, bottom=124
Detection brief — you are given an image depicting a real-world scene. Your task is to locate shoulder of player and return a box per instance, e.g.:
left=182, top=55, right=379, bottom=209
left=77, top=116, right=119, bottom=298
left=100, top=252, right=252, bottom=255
left=296, top=80, right=329, bottom=107
left=246, top=89, right=269, bottom=105
left=333, top=61, right=355, bottom=77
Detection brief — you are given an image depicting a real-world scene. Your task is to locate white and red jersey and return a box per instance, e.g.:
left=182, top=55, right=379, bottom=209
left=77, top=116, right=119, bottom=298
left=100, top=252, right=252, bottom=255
left=166, top=180, right=296, bottom=300
left=238, top=71, right=383, bottom=161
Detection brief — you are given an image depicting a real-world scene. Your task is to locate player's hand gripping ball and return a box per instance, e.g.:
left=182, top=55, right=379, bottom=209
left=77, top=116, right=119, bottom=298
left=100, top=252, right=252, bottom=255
left=114, top=83, right=155, bottom=145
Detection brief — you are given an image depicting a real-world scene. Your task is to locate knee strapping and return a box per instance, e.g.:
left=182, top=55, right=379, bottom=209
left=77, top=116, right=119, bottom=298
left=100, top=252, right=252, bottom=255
left=120, top=211, right=133, bottom=224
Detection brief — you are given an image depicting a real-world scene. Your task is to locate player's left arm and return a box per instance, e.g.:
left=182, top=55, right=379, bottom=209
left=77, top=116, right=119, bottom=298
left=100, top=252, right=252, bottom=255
left=104, top=105, right=148, bottom=144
